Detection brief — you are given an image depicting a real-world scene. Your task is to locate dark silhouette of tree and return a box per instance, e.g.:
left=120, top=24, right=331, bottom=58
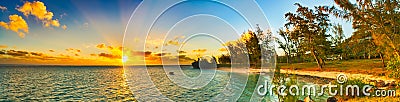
left=218, top=54, right=231, bottom=64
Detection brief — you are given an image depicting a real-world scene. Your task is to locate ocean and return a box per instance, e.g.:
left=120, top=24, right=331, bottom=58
left=0, top=65, right=274, bottom=101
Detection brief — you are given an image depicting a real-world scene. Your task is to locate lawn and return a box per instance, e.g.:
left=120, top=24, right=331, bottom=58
left=278, top=59, right=389, bottom=76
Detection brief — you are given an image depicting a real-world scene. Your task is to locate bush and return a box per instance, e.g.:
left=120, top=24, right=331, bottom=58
left=387, top=56, right=400, bottom=78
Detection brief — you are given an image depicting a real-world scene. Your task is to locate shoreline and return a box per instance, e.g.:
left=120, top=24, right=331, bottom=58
left=217, top=67, right=398, bottom=87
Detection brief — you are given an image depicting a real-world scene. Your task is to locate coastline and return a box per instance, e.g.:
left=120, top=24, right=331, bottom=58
left=217, top=67, right=397, bottom=87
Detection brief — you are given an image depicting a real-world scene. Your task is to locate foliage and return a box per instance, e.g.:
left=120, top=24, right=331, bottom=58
left=222, top=25, right=274, bottom=68
left=387, top=56, right=400, bottom=78
left=218, top=54, right=231, bottom=64
left=277, top=28, right=296, bottom=64
left=330, top=0, right=400, bottom=65
left=284, top=3, right=333, bottom=69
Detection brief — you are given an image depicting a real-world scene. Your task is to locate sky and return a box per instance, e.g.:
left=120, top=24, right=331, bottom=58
left=0, top=0, right=353, bottom=65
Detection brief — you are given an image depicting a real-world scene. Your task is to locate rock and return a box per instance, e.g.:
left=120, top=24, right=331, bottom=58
left=326, top=97, right=337, bottom=102
left=169, top=72, right=174, bottom=75
left=376, top=80, right=388, bottom=87
left=389, top=81, right=397, bottom=86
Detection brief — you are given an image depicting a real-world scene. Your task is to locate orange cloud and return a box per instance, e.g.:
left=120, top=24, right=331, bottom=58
left=192, top=49, right=207, bottom=53
left=166, top=40, right=179, bottom=46
left=0, top=15, right=29, bottom=38
left=17, top=1, right=64, bottom=28
left=66, top=48, right=81, bottom=53
left=48, top=49, right=55, bottom=52
left=62, top=25, right=67, bottom=30
left=95, top=43, right=123, bottom=60
left=0, top=45, right=7, bottom=49
left=96, top=43, right=106, bottom=49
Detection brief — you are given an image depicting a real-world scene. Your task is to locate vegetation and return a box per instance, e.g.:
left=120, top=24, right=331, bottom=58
left=283, top=3, right=333, bottom=70
left=273, top=0, right=400, bottom=78
left=218, top=24, right=274, bottom=68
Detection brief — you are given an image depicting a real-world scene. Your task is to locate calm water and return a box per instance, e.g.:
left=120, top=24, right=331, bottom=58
left=0, top=66, right=135, bottom=101
left=0, top=66, right=281, bottom=101
left=124, top=66, right=272, bottom=101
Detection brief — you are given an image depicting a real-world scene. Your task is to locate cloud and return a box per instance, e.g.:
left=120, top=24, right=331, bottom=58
left=98, top=53, right=121, bottom=59
left=0, top=45, right=7, bottom=49
left=130, top=51, right=152, bottom=57
left=164, top=36, right=185, bottom=46
left=0, top=15, right=29, bottom=38
left=0, top=6, right=7, bottom=11
left=0, top=49, right=73, bottom=63
left=62, top=25, right=67, bottom=30
left=154, top=53, right=170, bottom=57
left=166, top=40, right=179, bottom=46
left=17, top=1, right=64, bottom=28
left=177, top=50, right=187, bottom=54
left=66, top=48, right=81, bottom=53
left=192, top=49, right=207, bottom=53
left=178, top=55, right=194, bottom=61
left=96, top=43, right=106, bottom=49
left=48, top=49, right=55, bottom=52
left=5, top=50, right=29, bottom=57
left=94, top=43, right=123, bottom=60
left=96, top=43, right=123, bottom=52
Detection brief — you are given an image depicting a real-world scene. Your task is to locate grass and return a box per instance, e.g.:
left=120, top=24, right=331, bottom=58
left=278, top=59, right=389, bottom=76
left=278, top=59, right=400, bottom=101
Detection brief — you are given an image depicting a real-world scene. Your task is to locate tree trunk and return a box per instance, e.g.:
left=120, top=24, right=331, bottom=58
left=311, top=49, right=323, bottom=70
left=319, top=58, right=326, bottom=65
left=379, top=53, right=386, bottom=68
left=286, top=55, right=290, bottom=64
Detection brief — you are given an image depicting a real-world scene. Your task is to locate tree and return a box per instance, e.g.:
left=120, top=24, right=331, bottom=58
left=241, top=28, right=261, bottom=67
left=332, top=24, right=345, bottom=47
left=218, top=54, right=231, bottom=64
left=284, top=3, right=332, bottom=70
left=277, top=28, right=295, bottom=64
left=330, top=0, right=400, bottom=67
left=224, top=24, right=274, bottom=68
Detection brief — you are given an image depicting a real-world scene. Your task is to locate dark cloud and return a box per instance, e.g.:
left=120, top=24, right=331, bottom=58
left=0, top=50, right=5, bottom=54
left=30, top=52, right=44, bottom=57
left=177, top=50, right=187, bottom=54
left=98, top=53, right=121, bottom=59
left=6, top=50, right=29, bottom=57
left=49, top=49, right=55, bottom=52
left=154, top=53, right=170, bottom=57
left=178, top=55, right=194, bottom=61
left=0, top=50, right=68, bottom=61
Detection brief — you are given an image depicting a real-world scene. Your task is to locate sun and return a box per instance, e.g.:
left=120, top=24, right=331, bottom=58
left=122, top=55, right=128, bottom=63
